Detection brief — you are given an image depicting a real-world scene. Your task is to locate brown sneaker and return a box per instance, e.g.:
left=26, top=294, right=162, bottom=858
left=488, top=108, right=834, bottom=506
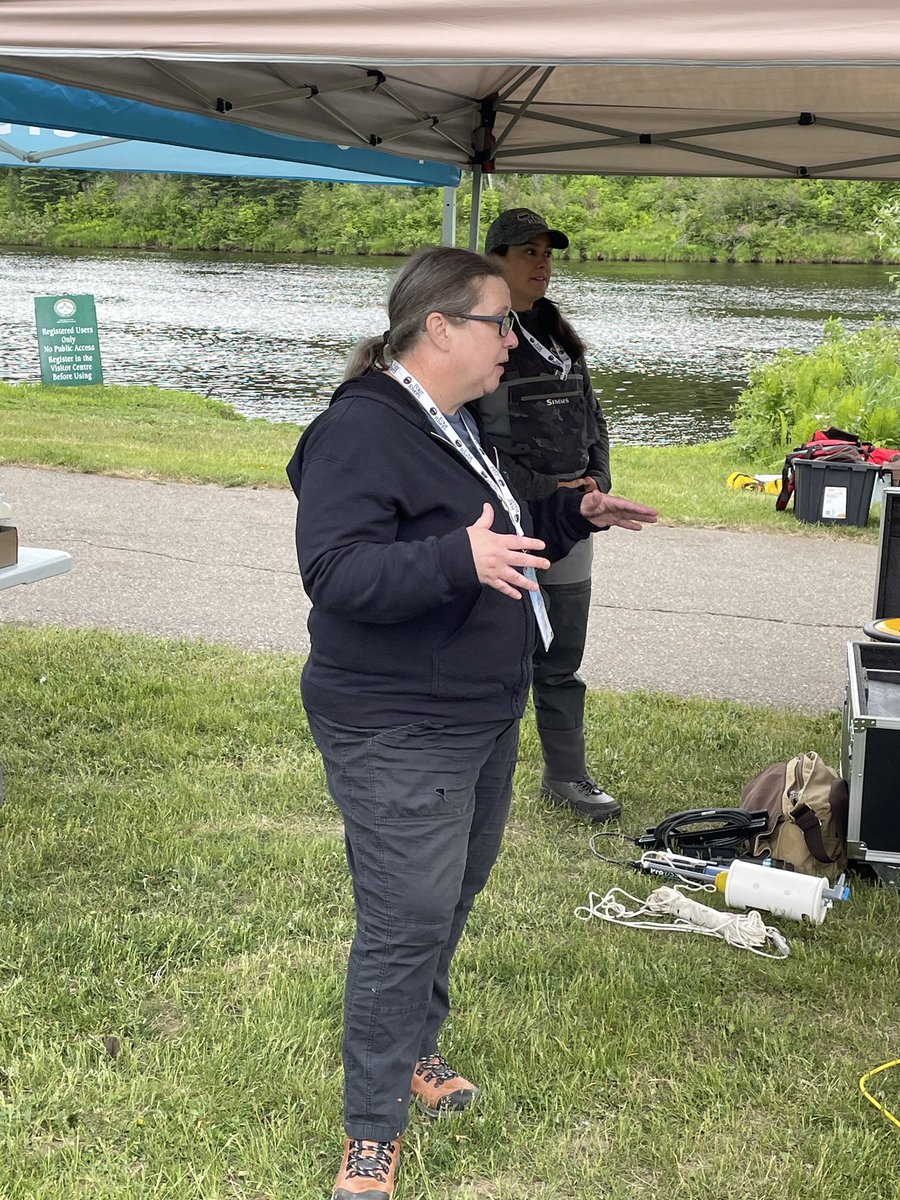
left=332, top=1137, right=401, bottom=1200
left=411, top=1053, right=480, bottom=1118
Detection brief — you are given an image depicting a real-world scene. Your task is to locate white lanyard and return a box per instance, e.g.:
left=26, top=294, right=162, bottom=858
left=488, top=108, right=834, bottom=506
left=513, top=314, right=572, bottom=381
left=388, top=360, right=553, bottom=649
left=389, top=361, right=521, bottom=524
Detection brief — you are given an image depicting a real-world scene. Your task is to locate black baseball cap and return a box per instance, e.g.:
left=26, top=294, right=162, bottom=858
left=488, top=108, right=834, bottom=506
left=484, top=208, right=569, bottom=256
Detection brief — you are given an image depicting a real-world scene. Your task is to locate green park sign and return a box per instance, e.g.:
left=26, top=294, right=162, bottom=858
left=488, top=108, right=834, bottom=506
left=34, top=294, right=104, bottom=386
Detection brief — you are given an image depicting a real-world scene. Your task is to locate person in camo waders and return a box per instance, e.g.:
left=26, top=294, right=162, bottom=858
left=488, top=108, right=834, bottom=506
left=474, top=207, right=619, bottom=823
left=286, top=246, right=657, bottom=1199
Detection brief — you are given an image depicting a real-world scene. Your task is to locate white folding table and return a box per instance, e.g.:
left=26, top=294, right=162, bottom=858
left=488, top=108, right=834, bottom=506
left=1, top=545, right=73, bottom=804
left=0, top=546, right=73, bottom=590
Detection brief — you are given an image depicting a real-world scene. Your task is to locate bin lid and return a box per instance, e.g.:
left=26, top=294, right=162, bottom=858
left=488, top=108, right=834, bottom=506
left=864, top=618, right=900, bottom=643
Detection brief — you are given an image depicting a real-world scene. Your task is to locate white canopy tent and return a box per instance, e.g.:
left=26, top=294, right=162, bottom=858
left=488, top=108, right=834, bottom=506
left=1, top=1, right=900, bottom=244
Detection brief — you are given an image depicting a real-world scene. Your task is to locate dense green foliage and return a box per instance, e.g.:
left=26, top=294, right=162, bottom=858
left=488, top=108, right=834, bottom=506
left=2, top=166, right=898, bottom=261
left=733, top=320, right=900, bottom=458
left=871, top=197, right=900, bottom=290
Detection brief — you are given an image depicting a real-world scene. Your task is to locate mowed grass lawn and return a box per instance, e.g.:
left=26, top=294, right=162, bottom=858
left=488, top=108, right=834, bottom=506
left=0, top=381, right=882, bottom=538
left=2, top=626, right=898, bottom=1200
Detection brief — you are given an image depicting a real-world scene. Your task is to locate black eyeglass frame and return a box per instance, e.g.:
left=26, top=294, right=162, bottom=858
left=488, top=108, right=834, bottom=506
left=451, top=312, right=514, bottom=337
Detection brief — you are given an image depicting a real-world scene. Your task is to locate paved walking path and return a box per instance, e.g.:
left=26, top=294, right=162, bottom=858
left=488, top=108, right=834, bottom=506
left=1, top=465, right=879, bottom=712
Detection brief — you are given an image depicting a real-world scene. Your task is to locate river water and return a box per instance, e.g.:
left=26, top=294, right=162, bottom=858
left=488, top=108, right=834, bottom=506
left=2, top=247, right=899, bottom=444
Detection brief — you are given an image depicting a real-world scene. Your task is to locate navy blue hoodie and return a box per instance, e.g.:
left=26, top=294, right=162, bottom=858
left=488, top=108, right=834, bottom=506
left=286, top=372, right=597, bottom=727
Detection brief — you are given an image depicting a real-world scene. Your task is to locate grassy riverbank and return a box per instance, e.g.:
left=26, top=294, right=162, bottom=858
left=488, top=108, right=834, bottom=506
left=3, top=169, right=898, bottom=262
left=0, top=381, right=880, bottom=537
left=2, top=623, right=897, bottom=1199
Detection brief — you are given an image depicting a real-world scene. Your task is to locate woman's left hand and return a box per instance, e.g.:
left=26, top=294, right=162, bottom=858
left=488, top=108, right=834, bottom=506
left=579, top=491, right=659, bottom=531
left=557, top=476, right=598, bottom=492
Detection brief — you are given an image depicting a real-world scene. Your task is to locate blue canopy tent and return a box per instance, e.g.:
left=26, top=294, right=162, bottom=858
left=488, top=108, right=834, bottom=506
left=0, top=70, right=460, bottom=187
left=0, top=121, right=450, bottom=185
left=0, top=120, right=451, bottom=183
left=0, top=70, right=461, bottom=239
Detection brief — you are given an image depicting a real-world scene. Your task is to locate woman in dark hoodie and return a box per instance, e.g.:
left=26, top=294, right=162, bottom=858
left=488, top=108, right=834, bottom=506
left=286, top=246, right=656, bottom=1200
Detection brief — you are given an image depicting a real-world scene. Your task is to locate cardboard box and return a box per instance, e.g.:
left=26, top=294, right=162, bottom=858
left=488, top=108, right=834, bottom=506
left=0, top=525, right=18, bottom=568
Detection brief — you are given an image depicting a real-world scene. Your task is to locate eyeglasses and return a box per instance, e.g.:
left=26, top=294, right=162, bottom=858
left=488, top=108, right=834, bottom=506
left=453, top=312, right=514, bottom=337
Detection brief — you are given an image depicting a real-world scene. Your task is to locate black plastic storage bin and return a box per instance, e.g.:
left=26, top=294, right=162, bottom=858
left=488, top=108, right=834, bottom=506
left=793, top=458, right=879, bottom=526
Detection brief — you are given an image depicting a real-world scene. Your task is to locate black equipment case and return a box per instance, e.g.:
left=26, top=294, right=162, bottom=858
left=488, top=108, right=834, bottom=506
left=841, top=641, right=900, bottom=886
left=873, top=486, right=900, bottom=621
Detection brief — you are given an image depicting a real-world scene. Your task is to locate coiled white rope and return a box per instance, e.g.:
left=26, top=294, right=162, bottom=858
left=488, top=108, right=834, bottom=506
left=575, top=885, right=790, bottom=959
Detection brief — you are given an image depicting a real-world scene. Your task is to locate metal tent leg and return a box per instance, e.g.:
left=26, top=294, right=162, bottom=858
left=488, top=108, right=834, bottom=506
left=468, top=165, right=483, bottom=251
left=441, top=184, right=457, bottom=246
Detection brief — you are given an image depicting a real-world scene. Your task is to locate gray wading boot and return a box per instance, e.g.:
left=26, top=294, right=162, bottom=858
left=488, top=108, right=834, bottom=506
left=539, top=727, right=622, bottom=823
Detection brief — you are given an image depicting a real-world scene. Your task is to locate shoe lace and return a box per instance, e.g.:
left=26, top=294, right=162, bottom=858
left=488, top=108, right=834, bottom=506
left=346, top=1139, right=396, bottom=1182
left=414, top=1053, right=458, bottom=1085
left=573, top=777, right=603, bottom=797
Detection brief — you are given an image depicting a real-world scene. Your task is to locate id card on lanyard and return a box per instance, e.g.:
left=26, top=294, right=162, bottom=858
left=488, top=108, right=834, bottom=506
left=388, top=360, right=553, bottom=650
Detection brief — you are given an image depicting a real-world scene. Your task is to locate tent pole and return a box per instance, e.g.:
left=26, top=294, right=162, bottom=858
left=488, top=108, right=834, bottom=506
left=468, top=165, right=483, bottom=250
left=441, top=185, right=456, bottom=246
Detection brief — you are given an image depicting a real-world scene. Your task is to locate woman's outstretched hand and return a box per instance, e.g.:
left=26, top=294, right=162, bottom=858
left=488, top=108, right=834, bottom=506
left=466, top=503, right=551, bottom=600
left=579, top=491, right=659, bottom=531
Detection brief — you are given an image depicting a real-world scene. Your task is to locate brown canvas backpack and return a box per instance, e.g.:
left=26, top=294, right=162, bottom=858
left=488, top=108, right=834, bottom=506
left=739, top=752, right=849, bottom=883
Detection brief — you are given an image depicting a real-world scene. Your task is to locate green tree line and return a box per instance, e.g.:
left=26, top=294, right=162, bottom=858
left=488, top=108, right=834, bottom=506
left=1, top=166, right=898, bottom=262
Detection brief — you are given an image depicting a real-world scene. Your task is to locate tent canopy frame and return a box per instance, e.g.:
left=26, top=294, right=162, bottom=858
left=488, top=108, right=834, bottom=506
left=3, top=2, right=900, bottom=245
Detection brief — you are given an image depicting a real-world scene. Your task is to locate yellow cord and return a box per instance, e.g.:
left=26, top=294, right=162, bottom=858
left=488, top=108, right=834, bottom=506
left=859, top=1059, right=900, bottom=1130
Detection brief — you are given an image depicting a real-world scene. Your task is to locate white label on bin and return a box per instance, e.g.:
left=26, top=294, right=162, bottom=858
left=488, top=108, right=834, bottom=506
left=822, top=485, right=848, bottom=520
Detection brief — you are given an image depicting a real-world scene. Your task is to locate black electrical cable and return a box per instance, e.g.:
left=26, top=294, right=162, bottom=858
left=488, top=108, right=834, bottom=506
left=587, top=829, right=640, bottom=866
left=633, top=808, right=768, bottom=859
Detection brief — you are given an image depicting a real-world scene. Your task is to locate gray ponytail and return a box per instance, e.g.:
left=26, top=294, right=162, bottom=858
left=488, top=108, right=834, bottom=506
left=344, top=334, right=390, bottom=380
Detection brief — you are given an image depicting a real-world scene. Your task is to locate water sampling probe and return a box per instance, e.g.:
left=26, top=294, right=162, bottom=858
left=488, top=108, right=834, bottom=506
left=634, top=852, right=850, bottom=925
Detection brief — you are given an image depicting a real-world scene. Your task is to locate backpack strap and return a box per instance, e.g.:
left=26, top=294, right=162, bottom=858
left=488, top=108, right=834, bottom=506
left=791, top=774, right=850, bottom=864
left=790, top=802, right=837, bottom=863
